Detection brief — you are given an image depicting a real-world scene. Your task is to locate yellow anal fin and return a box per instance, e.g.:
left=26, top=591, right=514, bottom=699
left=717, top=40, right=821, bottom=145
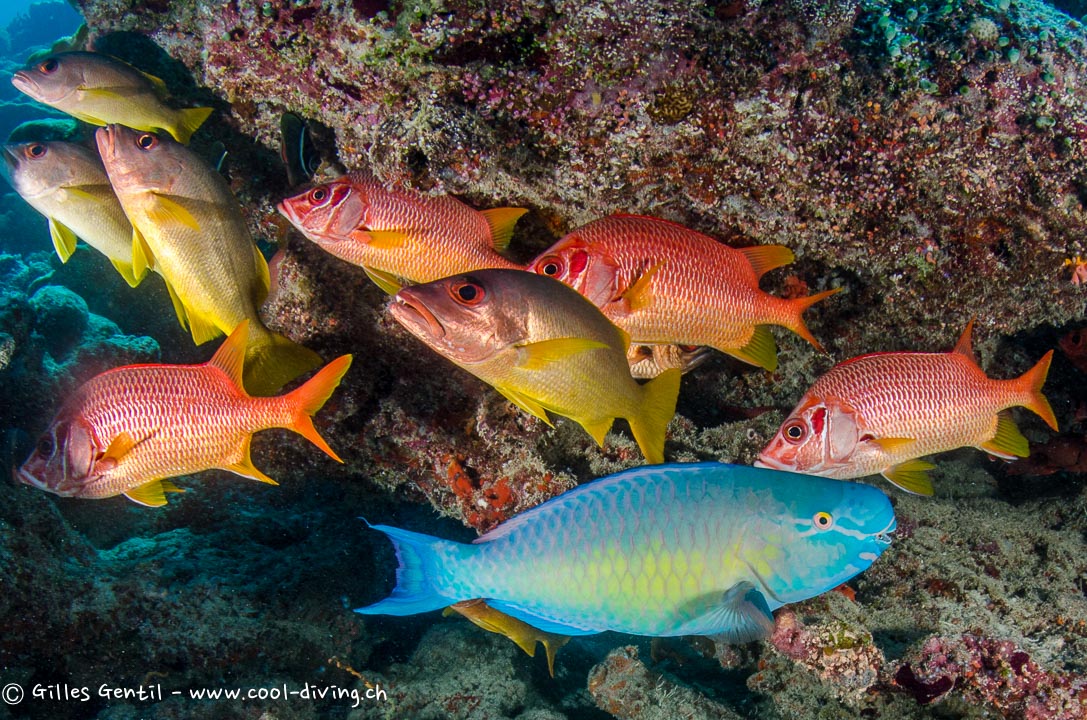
left=479, top=207, right=527, bottom=252
left=494, top=384, right=553, bottom=426
left=362, top=266, right=404, bottom=295
left=225, top=435, right=278, bottom=485
left=365, top=230, right=410, bottom=249
left=882, top=459, right=935, bottom=496
left=110, top=257, right=143, bottom=288
left=738, top=244, right=794, bottom=279
left=148, top=193, right=201, bottom=232
left=132, top=226, right=155, bottom=278
left=979, top=412, right=1029, bottom=459
left=579, top=417, right=614, bottom=448
left=184, top=304, right=223, bottom=346
left=446, top=600, right=570, bottom=678
left=123, top=478, right=185, bottom=507
left=514, top=337, right=609, bottom=371
left=48, top=217, right=78, bottom=262
left=722, top=325, right=778, bottom=372
left=620, top=260, right=666, bottom=312
left=627, top=367, right=681, bottom=465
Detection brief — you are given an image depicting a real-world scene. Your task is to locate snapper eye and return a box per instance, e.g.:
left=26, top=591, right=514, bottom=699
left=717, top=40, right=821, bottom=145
left=812, top=511, right=834, bottom=530
left=537, top=255, right=564, bottom=277
left=450, top=279, right=485, bottom=305
left=136, top=133, right=158, bottom=150
left=27, top=143, right=47, bottom=158
left=39, top=58, right=59, bottom=74
left=783, top=420, right=807, bottom=443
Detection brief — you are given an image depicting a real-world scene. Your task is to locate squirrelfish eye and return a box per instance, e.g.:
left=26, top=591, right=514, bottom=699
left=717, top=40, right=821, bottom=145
left=136, top=133, right=158, bottom=150
left=450, top=279, right=485, bottom=305
left=27, top=143, right=47, bottom=158
left=35, top=434, right=54, bottom=457
left=812, top=511, right=834, bottom=530
left=783, top=420, right=807, bottom=443
left=309, top=186, right=329, bottom=203
left=39, top=58, right=59, bottom=74
left=537, top=256, right=564, bottom=277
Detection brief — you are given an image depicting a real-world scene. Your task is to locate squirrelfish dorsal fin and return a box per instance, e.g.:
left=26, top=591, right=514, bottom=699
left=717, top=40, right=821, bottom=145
left=209, top=320, right=250, bottom=390
left=951, top=317, right=978, bottom=365
left=479, top=207, right=527, bottom=252
left=620, top=260, right=665, bottom=312
left=123, top=478, right=184, bottom=507
left=738, top=244, right=794, bottom=279
left=514, top=337, right=609, bottom=371
left=48, top=217, right=78, bottom=262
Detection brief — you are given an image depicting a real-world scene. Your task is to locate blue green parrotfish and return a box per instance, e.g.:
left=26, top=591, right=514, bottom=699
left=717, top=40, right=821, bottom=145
left=356, top=462, right=895, bottom=643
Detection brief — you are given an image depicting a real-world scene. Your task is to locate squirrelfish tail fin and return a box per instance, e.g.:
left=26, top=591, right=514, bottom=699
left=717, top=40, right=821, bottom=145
left=242, top=323, right=324, bottom=396
left=283, top=353, right=353, bottom=462
left=1016, top=350, right=1058, bottom=431
left=173, top=107, right=213, bottom=144
left=355, top=525, right=469, bottom=616
left=785, top=288, right=841, bottom=352
left=628, top=368, right=681, bottom=465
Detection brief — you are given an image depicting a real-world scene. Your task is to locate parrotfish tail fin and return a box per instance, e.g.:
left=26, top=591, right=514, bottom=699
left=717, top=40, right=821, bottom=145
left=785, top=287, right=841, bottom=352
left=629, top=367, right=681, bottom=465
left=283, top=353, right=353, bottom=462
left=1016, top=349, right=1059, bottom=432
left=355, top=525, right=467, bottom=616
left=172, top=107, right=214, bottom=144
left=242, top=324, right=324, bottom=396
left=480, top=207, right=528, bottom=252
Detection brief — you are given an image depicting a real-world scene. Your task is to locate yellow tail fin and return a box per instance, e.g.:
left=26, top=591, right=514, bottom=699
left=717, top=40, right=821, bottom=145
left=243, top=324, right=324, bottom=396
left=1017, top=350, right=1058, bottom=431
left=786, top=287, right=841, bottom=352
left=628, top=368, right=681, bottom=465
left=285, top=354, right=353, bottom=462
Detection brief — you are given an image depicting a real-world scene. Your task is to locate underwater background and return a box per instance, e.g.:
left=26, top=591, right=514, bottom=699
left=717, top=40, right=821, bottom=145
left=1, top=0, right=1087, bottom=718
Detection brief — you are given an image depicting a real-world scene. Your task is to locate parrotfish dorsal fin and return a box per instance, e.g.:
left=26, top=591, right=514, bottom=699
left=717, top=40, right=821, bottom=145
left=48, top=217, right=78, bottom=262
left=951, top=317, right=978, bottom=365
left=882, top=459, right=935, bottom=496
left=514, top=337, right=609, bottom=371
left=738, top=244, right=794, bottom=279
left=480, top=207, right=527, bottom=252
left=979, top=412, right=1029, bottom=459
left=123, top=478, right=184, bottom=507
left=677, top=581, right=776, bottom=644
left=620, top=260, right=666, bottom=312
left=579, top=417, right=614, bottom=448
left=135, top=67, right=169, bottom=94
left=209, top=320, right=250, bottom=390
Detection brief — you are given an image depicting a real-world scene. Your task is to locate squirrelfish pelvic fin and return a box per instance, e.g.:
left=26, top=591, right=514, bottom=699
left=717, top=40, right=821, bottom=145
left=123, top=478, right=184, bottom=507
left=724, top=325, right=778, bottom=372
left=881, top=459, right=936, bottom=496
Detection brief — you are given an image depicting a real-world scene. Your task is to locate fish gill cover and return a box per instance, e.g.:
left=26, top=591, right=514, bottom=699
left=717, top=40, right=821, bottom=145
left=0, top=0, right=1085, bottom=719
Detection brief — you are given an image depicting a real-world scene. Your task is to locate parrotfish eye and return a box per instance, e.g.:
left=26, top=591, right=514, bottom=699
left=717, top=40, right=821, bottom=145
left=812, top=511, right=834, bottom=530
left=450, top=279, right=485, bottom=305
left=27, top=143, right=47, bottom=159
left=783, top=420, right=807, bottom=443
left=309, top=186, right=329, bottom=204
left=38, top=58, right=59, bottom=74
left=537, top=256, right=564, bottom=277
left=136, top=133, right=158, bottom=150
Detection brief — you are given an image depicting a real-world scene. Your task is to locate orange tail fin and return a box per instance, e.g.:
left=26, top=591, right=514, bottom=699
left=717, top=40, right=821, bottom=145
left=285, top=354, right=353, bottom=462
left=786, top=288, right=841, bottom=352
left=1017, top=350, right=1058, bottom=431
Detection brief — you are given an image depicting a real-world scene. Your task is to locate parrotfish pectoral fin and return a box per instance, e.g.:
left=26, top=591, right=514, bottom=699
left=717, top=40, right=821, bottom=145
left=882, top=459, right=936, bottom=496
left=354, top=525, right=467, bottom=616
left=738, top=244, right=795, bottom=279
left=678, top=581, right=776, bottom=644
left=253, top=243, right=271, bottom=304
left=628, top=367, right=681, bottom=465
left=620, top=261, right=666, bottom=312
left=123, top=478, right=185, bottom=507
left=514, top=337, right=609, bottom=371
left=979, top=412, right=1029, bottom=459
left=136, top=68, right=169, bottom=94
left=1016, top=349, right=1058, bottom=432
left=225, top=435, right=277, bottom=485
left=148, top=193, right=202, bottom=231
left=480, top=207, right=528, bottom=252
left=362, top=266, right=404, bottom=295
left=494, top=384, right=554, bottom=426
left=724, top=325, right=778, bottom=372
left=48, top=217, right=78, bottom=263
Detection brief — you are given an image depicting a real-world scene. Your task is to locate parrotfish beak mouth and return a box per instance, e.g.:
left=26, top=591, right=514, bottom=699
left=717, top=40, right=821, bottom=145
left=390, top=292, right=444, bottom=340
left=874, top=516, right=897, bottom=545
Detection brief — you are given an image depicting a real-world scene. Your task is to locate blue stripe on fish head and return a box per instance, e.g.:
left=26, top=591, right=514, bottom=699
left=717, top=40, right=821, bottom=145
left=739, top=474, right=895, bottom=606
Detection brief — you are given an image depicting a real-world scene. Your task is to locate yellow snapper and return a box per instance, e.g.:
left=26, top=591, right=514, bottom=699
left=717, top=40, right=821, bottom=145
left=389, top=269, right=680, bottom=464
left=1, top=139, right=144, bottom=287
left=12, top=51, right=212, bottom=144
left=95, top=124, right=321, bottom=395
left=16, top=321, right=352, bottom=507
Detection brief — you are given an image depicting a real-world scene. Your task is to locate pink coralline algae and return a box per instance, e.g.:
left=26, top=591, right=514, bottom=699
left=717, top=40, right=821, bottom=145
left=893, top=635, right=1087, bottom=719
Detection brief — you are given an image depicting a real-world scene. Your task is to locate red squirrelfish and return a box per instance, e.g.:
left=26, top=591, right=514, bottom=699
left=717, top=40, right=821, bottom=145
left=526, top=214, right=838, bottom=372
left=277, top=172, right=526, bottom=294
left=15, top=321, right=352, bottom=507
left=755, top=320, right=1058, bottom=495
